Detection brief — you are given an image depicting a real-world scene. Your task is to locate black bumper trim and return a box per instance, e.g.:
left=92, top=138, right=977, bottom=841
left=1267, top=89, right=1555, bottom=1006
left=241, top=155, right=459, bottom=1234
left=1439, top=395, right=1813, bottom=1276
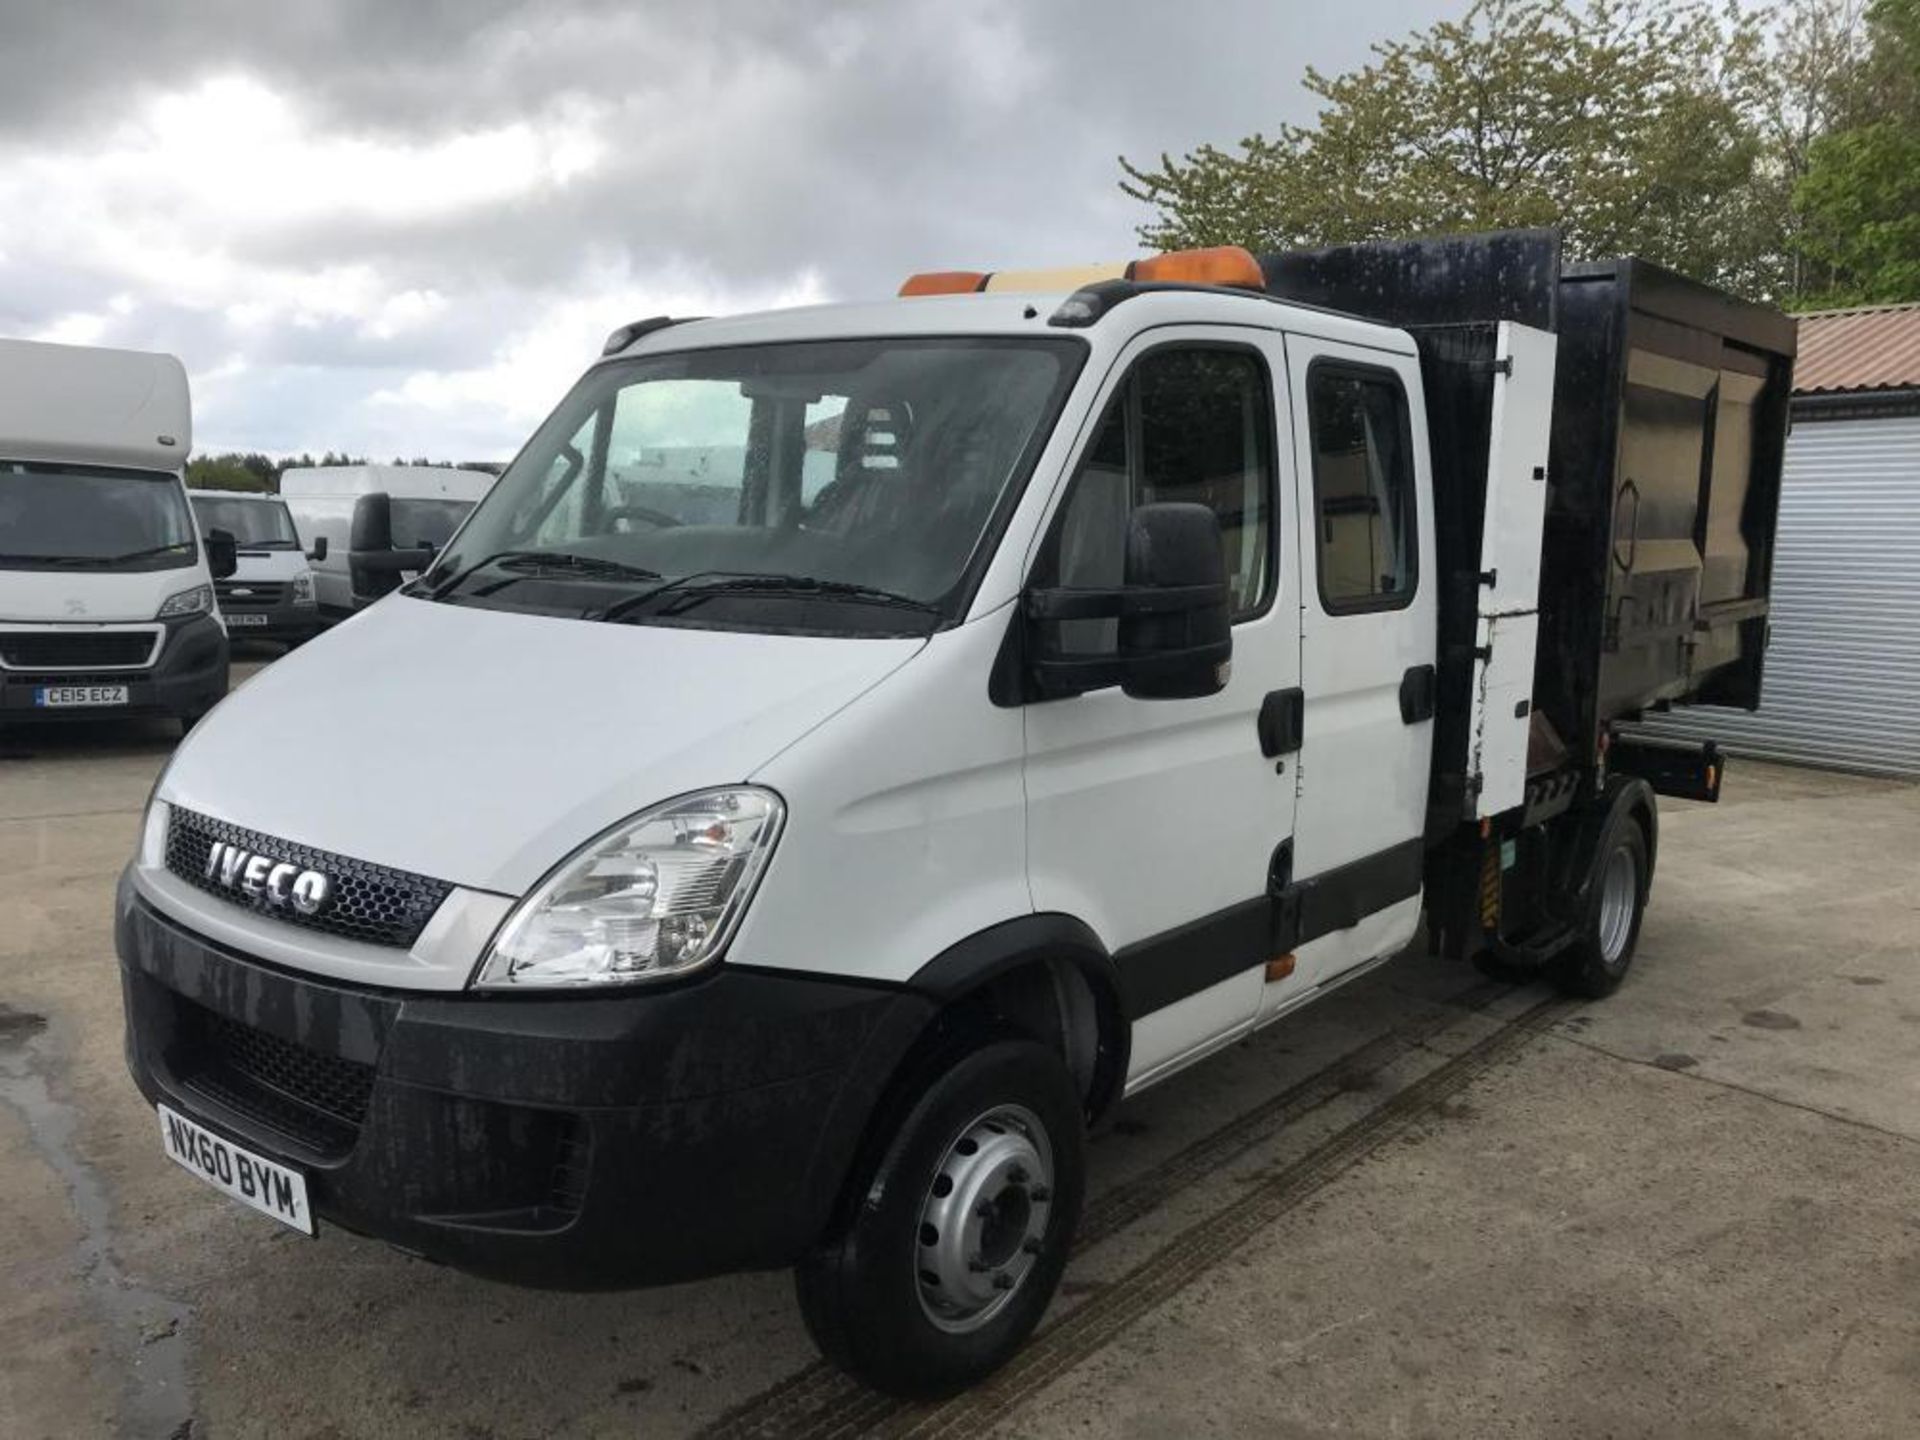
left=117, top=878, right=934, bottom=1288
left=0, top=612, right=228, bottom=721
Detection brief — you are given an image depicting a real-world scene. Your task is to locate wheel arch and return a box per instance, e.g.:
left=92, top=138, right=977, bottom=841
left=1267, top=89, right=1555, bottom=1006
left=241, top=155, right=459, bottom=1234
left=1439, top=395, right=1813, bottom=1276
left=906, top=913, right=1132, bottom=1127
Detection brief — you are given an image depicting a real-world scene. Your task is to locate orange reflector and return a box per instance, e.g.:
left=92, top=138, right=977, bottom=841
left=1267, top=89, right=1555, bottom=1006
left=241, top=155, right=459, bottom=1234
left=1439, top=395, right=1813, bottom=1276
left=1707, top=765, right=1718, bottom=791
left=899, top=271, right=989, bottom=297
left=1126, top=245, right=1265, bottom=290
left=1265, top=954, right=1297, bottom=983
left=1479, top=817, right=1491, bottom=838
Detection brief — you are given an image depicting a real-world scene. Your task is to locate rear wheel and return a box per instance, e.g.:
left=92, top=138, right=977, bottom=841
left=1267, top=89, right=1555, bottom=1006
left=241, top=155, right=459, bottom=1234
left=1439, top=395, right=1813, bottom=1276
left=795, top=1036, right=1084, bottom=1397
left=1552, top=818, right=1649, bottom=998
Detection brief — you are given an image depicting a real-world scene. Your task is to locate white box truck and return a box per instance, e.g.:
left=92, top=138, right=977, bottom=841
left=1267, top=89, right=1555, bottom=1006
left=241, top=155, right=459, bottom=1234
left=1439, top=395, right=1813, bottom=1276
left=1, top=337, right=233, bottom=732
left=278, top=464, right=494, bottom=620
left=117, top=233, right=1792, bottom=1395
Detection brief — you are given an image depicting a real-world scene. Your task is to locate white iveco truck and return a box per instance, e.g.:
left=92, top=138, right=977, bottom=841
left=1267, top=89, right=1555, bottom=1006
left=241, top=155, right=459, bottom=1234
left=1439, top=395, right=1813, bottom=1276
left=2, top=338, right=233, bottom=733
left=117, top=232, right=1792, bottom=1395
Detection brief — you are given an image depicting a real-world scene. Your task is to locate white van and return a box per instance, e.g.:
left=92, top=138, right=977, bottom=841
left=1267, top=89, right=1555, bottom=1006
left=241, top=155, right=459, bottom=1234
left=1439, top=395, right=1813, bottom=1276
left=279, top=465, right=494, bottom=620
left=1, top=338, right=231, bottom=732
left=116, top=236, right=1792, bottom=1396
left=187, top=491, right=324, bottom=645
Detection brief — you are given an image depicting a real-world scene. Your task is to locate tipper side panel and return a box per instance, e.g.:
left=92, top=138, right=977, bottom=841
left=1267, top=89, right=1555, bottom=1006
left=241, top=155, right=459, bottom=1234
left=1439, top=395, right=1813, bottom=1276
left=1260, top=231, right=1793, bottom=790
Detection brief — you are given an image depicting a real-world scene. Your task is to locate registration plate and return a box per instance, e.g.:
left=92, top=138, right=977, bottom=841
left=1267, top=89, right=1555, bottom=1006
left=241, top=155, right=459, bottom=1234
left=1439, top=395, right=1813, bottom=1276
left=225, top=611, right=270, bottom=627
left=33, top=684, right=129, bottom=708
left=158, top=1104, right=315, bottom=1236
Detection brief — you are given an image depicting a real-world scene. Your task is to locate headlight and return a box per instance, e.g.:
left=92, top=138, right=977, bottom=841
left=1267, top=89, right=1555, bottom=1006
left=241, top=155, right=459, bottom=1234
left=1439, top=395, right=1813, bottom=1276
left=475, top=787, right=784, bottom=989
left=156, top=583, right=214, bottom=619
left=291, top=572, right=315, bottom=605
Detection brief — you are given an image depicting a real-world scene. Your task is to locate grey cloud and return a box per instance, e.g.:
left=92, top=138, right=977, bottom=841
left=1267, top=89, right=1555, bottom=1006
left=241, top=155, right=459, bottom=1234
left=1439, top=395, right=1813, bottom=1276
left=0, top=0, right=1461, bottom=454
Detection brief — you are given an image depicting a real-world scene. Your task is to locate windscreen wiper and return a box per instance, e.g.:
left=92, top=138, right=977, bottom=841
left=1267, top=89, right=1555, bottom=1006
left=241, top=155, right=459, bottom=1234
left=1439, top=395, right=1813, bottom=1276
left=593, top=571, right=940, bottom=624
left=102, top=543, right=195, bottom=563
left=420, top=549, right=661, bottom=599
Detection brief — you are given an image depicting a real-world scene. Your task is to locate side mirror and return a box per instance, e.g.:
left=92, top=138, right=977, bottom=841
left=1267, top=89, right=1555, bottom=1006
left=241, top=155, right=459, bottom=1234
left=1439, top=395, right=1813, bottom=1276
left=1023, top=501, right=1232, bottom=701
left=306, top=536, right=329, bottom=564
left=205, top=528, right=238, bottom=581
left=348, top=492, right=434, bottom=605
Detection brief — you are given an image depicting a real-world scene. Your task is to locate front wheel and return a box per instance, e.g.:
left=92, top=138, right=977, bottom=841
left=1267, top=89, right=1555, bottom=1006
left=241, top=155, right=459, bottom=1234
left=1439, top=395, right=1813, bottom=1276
left=795, top=1036, right=1085, bottom=1397
left=1553, top=818, right=1649, bottom=998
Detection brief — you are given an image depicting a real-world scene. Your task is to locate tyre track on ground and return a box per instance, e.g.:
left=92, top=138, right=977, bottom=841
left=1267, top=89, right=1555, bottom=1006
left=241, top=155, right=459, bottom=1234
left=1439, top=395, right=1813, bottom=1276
left=701, top=976, right=1534, bottom=1440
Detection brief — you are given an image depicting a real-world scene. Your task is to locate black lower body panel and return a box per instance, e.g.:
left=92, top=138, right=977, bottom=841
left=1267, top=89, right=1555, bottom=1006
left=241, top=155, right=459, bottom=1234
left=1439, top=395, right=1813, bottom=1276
left=117, top=877, right=933, bottom=1288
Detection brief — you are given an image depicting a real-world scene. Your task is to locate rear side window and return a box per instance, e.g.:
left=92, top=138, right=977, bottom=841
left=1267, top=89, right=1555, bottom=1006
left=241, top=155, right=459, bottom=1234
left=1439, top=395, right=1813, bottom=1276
left=1306, top=365, right=1417, bottom=612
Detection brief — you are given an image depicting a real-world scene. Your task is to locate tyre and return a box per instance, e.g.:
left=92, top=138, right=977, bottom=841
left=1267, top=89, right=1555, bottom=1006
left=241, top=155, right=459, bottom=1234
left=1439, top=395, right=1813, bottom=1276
left=795, top=1036, right=1085, bottom=1397
left=1552, top=816, right=1649, bottom=998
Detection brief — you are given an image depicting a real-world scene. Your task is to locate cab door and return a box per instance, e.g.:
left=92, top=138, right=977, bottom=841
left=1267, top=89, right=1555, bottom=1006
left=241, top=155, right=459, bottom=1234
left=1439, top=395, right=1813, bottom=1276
left=1022, top=329, right=1301, bottom=1089
left=1281, top=335, right=1436, bottom=988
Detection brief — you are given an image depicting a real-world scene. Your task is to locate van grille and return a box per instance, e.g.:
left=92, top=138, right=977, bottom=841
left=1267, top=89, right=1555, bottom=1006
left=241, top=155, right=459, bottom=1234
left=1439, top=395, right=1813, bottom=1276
left=164, top=807, right=454, bottom=949
left=0, top=630, right=156, bottom=669
left=215, top=580, right=287, bottom=606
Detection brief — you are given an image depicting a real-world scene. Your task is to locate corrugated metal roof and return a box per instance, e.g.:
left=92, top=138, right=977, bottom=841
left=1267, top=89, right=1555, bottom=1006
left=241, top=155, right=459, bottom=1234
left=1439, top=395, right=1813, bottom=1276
left=1792, top=302, right=1920, bottom=395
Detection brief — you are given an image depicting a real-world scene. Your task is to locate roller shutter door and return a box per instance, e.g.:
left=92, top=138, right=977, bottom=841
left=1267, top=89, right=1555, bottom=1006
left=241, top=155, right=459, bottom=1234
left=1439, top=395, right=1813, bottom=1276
left=1642, top=412, right=1920, bottom=777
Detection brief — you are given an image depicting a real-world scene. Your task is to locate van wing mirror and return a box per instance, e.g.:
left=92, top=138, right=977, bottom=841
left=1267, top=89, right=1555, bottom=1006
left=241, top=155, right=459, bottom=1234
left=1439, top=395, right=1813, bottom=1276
left=1022, top=502, right=1232, bottom=701
left=205, top=528, right=238, bottom=581
left=306, top=536, right=328, bottom=564
left=348, top=492, right=434, bottom=604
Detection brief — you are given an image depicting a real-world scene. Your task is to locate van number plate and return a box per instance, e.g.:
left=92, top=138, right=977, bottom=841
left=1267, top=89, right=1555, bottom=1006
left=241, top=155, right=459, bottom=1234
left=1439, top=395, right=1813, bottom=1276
left=34, top=685, right=129, bottom=707
left=226, top=612, right=270, bottom=627
left=158, top=1104, right=315, bottom=1236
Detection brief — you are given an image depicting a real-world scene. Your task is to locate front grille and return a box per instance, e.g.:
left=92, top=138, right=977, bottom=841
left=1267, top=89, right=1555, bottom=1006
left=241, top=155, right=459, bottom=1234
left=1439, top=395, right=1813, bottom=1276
left=215, top=580, right=287, bottom=606
left=176, top=1000, right=375, bottom=1154
left=0, top=630, right=155, bottom=669
left=164, top=807, right=454, bottom=949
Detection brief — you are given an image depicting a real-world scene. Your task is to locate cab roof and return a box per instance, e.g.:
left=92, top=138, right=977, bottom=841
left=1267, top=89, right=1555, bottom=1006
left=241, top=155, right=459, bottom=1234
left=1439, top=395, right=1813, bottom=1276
left=604, top=286, right=1415, bottom=364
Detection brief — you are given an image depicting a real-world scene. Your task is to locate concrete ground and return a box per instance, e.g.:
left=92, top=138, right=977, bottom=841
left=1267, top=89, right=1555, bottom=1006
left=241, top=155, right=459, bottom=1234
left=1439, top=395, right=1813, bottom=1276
left=2, top=651, right=1916, bottom=1438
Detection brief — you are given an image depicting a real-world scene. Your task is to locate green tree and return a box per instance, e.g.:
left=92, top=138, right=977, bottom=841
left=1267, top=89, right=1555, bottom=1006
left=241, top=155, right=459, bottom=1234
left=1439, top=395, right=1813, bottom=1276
left=185, top=455, right=270, bottom=492
left=1121, top=0, right=1771, bottom=289
left=1794, top=0, right=1920, bottom=302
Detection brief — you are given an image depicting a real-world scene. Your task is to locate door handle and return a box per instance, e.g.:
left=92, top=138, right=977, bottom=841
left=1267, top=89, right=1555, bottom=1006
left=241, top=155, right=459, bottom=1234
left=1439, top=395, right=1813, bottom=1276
left=1258, top=687, right=1304, bottom=757
left=1399, top=664, right=1437, bottom=724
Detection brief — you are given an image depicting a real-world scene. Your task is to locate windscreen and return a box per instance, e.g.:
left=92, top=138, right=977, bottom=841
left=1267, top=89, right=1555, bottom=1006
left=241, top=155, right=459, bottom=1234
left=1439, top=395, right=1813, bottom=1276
left=0, top=463, right=197, bottom=571
left=191, top=495, right=299, bottom=548
left=422, top=336, right=1081, bottom=634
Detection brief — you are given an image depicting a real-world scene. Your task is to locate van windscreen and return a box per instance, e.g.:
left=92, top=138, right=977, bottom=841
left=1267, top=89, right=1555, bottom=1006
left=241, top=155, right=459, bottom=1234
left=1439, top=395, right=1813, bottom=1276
left=191, top=495, right=300, bottom=548
left=0, top=463, right=197, bottom=571
left=420, top=336, right=1083, bottom=635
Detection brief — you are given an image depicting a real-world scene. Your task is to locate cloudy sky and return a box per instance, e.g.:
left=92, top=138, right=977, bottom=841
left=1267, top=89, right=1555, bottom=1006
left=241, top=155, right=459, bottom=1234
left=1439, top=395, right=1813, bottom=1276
left=0, top=0, right=1456, bottom=461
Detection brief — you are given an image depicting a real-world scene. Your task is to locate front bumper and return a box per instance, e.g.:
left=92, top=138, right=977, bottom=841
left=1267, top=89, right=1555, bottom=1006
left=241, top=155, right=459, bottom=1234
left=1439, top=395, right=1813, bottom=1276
left=0, top=613, right=228, bottom=722
left=117, top=877, right=932, bottom=1288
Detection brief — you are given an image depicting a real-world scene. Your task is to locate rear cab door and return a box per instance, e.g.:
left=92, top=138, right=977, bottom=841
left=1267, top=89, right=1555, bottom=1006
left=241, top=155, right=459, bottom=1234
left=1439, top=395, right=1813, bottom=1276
left=1021, top=322, right=1302, bottom=1089
left=1280, top=330, right=1437, bottom=993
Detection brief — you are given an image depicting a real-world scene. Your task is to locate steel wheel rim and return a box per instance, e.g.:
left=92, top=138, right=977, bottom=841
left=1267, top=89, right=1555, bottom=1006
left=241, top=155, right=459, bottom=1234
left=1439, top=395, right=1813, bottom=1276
left=915, top=1103, right=1054, bottom=1335
left=1597, top=844, right=1638, bottom=963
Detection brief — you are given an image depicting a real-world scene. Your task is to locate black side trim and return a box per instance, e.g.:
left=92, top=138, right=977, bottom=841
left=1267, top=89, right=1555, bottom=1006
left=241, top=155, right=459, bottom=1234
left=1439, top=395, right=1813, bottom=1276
left=1275, top=837, right=1426, bottom=953
left=1113, top=898, right=1272, bottom=1022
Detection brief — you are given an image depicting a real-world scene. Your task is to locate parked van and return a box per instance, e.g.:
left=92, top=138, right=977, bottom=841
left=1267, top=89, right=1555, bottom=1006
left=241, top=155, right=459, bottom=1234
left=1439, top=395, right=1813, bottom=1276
left=118, top=233, right=1793, bottom=1395
left=279, top=464, right=494, bottom=620
left=187, top=491, right=324, bottom=645
left=1, top=338, right=231, bottom=732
